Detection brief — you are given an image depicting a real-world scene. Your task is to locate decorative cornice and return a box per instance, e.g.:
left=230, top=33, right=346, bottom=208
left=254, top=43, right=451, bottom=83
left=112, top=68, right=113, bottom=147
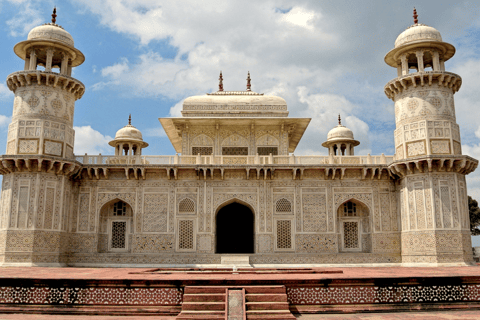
left=6, top=70, right=85, bottom=100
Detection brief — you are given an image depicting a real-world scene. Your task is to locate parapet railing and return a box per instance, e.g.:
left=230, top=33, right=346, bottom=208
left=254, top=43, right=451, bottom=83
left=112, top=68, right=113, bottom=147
left=74, top=154, right=394, bottom=165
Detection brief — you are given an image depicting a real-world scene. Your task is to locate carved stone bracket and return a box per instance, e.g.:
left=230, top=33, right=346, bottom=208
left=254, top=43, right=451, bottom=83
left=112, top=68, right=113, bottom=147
left=388, top=156, right=478, bottom=178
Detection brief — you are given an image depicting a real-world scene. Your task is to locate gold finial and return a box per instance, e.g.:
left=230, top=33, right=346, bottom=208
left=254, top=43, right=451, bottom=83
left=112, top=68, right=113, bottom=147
left=218, top=71, right=224, bottom=92
left=52, top=7, right=57, bottom=24
left=413, top=7, right=418, bottom=24
left=246, top=71, right=251, bottom=91
left=338, top=114, right=341, bottom=125
left=128, top=114, right=131, bottom=125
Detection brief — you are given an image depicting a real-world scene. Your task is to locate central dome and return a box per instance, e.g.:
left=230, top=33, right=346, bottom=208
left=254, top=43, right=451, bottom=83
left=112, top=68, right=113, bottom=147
left=394, top=24, right=442, bottom=48
left=27, top=23, right=74, bottom=47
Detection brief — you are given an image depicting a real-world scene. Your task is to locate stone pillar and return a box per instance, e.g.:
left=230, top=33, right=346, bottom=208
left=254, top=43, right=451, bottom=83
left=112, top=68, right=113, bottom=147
left=61, top=53, right=69, bottom=75
left=24, top=57, right=30, bottom=71
left=432, top=51, right=440, bottom=71
left=29, top=49, right=37, bottom=70
left=329, top=146, right=334, bottom=156
left=45, top=48, right=54, bottom=72
left=401, top=54, right=408, bottom=75
left=397, top=65, right=402, bottom=77
left=346, top=144, right=351, bottom=155
left=416, top=50, right=424, bottom=72
left=336, top=143, right=341, bottom=156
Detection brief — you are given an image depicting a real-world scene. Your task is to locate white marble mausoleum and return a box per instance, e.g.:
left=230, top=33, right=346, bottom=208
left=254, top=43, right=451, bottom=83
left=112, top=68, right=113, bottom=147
left=0, top=10, right=478, bottom=267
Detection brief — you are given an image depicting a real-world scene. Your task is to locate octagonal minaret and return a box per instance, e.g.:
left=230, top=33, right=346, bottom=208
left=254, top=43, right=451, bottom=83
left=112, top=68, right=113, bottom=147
left=384, top=9, right=461, bottom=160
left=5, top=8, right=85, bottom=159
left=385, top=9, right=478, bottom=266
left=0, top=8, right=85, bottom=267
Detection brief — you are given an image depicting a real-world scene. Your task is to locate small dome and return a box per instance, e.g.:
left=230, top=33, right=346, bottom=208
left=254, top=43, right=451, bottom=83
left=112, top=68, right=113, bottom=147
left=395, top=24, right=442, bottom=48
left=114, top=124, right=143, bottom=141
left=27, top=23, right=74, bottom=47
left=109, top=116, right=149, bottom=148
left=327, top=125, right=354, bottom=141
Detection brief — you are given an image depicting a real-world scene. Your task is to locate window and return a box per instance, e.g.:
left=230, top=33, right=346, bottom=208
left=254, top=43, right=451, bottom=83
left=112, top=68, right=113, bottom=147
left=276, top=220, right=292, bottom=250
left=276, top=198, right=292, bottom=213
left=113, top=201, right=126, bottom=216
left=222, top=147, right=248, bottom=155
left=109, top=219, right=129, bottom=251
left=257, top=147, right=278, bottom=156
left=342, top=220, right=360, bottom=250
left=178, top=220, right=194, bottom=250
left=343, top=202, right=357, bottom=216
left=179, top=198, right=195, bottom=214
left=192, top=146, right=213, bottom=155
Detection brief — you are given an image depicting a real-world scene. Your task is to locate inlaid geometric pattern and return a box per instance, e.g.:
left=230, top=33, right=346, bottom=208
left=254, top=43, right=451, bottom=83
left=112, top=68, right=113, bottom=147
left=287, top=284, right=480, bottom=304
left=111, top=221, right=127, bottom=249
left=178, top=198, right=195, bottom=213
left=43, top=187, right=55, bottom=230
left=143, top=194, right=168, bottom=232
left=277, top=220, right=292, bottom=249
left=44, top=140, right=62, bottom=156
left=0, top=286, right=183, bottom=305
left=179, top=220, right=194, bottom=250
left=276, top=198, right=292, bottom=213
left=344, top=221, right=359, bottom=249
left=18, top=139, right=38, bottom=154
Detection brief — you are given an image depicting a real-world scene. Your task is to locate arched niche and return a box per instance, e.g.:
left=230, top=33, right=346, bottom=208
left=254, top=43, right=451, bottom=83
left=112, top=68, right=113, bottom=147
left=98, top=198, right=133, bottom=253
left=336, top=199, right=371, bottom=253
left=215, top=199, right=255, bottom=254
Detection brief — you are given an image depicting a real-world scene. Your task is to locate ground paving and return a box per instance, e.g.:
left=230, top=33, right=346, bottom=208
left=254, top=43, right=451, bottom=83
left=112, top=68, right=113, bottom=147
left=0, top=310, right=480, bottom=319
left=1, top=266, right=480, bottom=281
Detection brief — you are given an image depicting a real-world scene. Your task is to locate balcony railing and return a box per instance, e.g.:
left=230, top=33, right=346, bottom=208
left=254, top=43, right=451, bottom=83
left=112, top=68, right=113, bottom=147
left=75, top=154, right=394, bottom=166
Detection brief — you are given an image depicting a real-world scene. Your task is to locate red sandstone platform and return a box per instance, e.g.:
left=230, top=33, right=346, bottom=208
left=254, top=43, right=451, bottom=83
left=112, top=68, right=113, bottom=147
left=1, top=266, right=480, bottom=318
left=2, top=266, right=480, bottom=281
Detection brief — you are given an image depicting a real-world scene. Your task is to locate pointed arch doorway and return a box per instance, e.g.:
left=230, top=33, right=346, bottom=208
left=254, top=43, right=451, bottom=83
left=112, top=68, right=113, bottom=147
left=216, top=202, right=254, bottom=254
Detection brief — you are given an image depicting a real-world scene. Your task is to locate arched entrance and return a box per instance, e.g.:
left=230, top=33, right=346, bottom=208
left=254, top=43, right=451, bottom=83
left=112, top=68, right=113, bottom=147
left=216, top=202, right=254, bottom=254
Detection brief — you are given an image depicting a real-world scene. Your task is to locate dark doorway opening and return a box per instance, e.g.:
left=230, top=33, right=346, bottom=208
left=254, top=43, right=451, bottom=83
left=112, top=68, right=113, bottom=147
left=216, top=202, right=254, bottom=254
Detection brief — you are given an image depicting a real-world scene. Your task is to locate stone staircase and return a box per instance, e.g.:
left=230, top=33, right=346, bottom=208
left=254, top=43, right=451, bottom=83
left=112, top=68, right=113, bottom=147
left=176, top=285, right=295, bottom=320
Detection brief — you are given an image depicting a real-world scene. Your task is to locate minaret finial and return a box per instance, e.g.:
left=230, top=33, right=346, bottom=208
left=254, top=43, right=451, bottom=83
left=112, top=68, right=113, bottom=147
left=413, top=7, right=418, bottom=24
left=52, top=7, right=57, bottom=24
left=338, top=114, right=341, bottom=125
left=218, top=71, right=224, bottom=92
left=128, top=114, right=131, bottom=125
left=246, top=71, right=251, bottom=91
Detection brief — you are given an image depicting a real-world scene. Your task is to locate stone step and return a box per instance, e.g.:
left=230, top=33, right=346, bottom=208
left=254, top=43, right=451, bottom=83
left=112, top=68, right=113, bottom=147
left=244, top=285, right=286, bottom=294
left=245, top=293, right=288, bottom=302
left=184, top=286, right=228, bottom=294
left=246, top=309, right=296, bottom=320
left=183, top=293, right=226, bottom=302
left=176, top=310, right=226, bottom=320
left=246, top=301, right=290, bottom=310
left=181, top=302, right=225, bottom=311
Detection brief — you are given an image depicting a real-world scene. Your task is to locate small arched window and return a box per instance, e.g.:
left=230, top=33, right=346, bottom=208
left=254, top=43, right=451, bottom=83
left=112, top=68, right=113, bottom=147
left=276, top=198, right=292, bottom=213
left=343, top=202, right=357, bottom=217
left=113, top=201, right=126, bottom=216
left=179, top=198, right=195, bottom=213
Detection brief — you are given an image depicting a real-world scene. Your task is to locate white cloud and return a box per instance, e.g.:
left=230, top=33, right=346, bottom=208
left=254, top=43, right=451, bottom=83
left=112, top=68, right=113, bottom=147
left=73, top=126, right=113, bottom=155
left=0, top=84, right=12, bottom=100
left=169, top=100, right=184, bottom=117
left=6, top=0, right=42, bottom=37
left=0, top=115, right=11, bottom=127
left=296, top=87, right=372, bottom=155
left=278, top=6, right=317, bottom=30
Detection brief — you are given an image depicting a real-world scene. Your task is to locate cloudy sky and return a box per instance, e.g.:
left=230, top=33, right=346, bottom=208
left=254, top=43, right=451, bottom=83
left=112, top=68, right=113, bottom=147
left=1, top=1, right=480, bottom=243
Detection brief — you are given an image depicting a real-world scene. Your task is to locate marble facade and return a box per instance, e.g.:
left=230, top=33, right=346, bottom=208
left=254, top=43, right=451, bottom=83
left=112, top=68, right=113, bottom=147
left=0, top=12, right=477, bottom=267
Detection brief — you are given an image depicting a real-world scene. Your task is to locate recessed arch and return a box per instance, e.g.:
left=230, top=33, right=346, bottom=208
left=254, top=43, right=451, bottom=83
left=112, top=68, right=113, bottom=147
left=215, top=199, right=255, bottom=254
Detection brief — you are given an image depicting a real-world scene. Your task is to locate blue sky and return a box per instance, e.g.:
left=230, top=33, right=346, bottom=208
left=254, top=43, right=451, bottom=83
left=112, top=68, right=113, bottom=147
left=2, top=0, right=480, bottom=244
